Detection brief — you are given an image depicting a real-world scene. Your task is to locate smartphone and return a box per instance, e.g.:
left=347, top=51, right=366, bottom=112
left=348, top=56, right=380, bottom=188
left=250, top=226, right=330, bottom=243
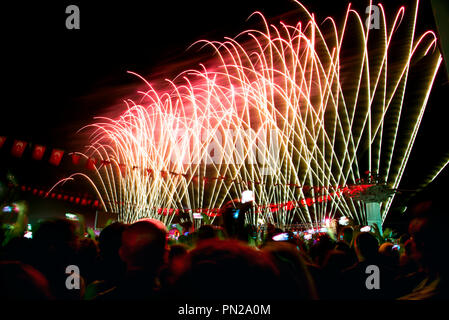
left=272, top=233, right=290, bottom=241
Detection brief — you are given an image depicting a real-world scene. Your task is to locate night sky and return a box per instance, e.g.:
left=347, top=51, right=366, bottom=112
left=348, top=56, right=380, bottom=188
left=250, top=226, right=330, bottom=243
left=1, top=1, right=447, bottom=229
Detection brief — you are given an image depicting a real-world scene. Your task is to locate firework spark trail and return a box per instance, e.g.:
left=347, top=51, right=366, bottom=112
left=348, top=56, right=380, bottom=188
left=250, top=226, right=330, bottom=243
left=63, top=1, right=440, bottom=228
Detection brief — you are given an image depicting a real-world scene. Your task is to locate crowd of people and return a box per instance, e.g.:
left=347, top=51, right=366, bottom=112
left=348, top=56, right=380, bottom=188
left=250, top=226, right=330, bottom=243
left=0, top=198, right=448, bottom=300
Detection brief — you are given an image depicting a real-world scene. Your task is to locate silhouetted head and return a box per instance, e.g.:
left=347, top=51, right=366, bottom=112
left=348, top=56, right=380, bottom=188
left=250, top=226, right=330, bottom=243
left=99, top=222, right=126, bottom=261
left=30, top=219, right=80, bottom=299
left=172, top=239, right=280, bottom=300
left=197, top=224, right=218, bottom=242
left=77, top=238, right=99, bottom=284
left=309, top=233, right=335, bottom=266
left=339, top=226, right=354, bottom=245
left=33, top=219, right=78, bottom=251
left=408, top=199, right=449, bottom=274
left=0, top=261, right=52, bottom=300
left=167, top=243, right=189, bottom=278
left=263, top=241, right=318, bottom=300
left=322, top=249, right=355, bottom=274
left=378, top=242, right=399, bottom=267
left=379, top=242, right=394, bottom=255
left=220, top=199, right=251, bottom=240
left=119, top=219, right=168, bottom=272
left=354, top=232, right=379, bottom=261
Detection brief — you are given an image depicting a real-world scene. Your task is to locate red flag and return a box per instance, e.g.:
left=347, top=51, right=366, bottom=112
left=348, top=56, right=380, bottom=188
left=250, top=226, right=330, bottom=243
left=32, top=145, right=46, bottom=160
left=11, top=140, right=27, bottom=158
left=49, top=149, right=64, bottom=166
left=0, top=136, right=6, bottom=149
left=285, top=201, right=295, bottom=211
left=71, top=153, right=81, bottom=165
left=86, top=157, right=97, bottom=170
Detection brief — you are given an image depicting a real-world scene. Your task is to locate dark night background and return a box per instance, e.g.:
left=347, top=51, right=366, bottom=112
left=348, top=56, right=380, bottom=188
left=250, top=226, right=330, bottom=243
left=0, top=1, right=447, bottom=230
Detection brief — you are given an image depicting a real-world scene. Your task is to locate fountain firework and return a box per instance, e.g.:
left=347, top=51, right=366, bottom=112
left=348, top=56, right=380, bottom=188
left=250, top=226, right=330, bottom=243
left=64, top=1, right=441, bottom=228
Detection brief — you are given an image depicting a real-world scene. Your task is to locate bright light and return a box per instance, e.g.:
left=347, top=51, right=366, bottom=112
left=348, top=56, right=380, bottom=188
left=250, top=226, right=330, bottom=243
left=322, top=218, right=331, bottom=227
left=193, top=213, right=203, bottom=219
left=339, top=216, right=349, bottom=226
left=360, top=226, right=371, bottom=232
left=65, top=213, right=79, bottom=221
left=273, top=233, right=290, bottom=241
left=241, top=190, right=255, bottom=204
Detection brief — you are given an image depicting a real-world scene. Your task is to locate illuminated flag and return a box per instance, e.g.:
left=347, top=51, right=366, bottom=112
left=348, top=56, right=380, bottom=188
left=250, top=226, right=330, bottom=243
left=49, top=149, right=64, bottom=166
left=32, top=144, right=46, bottom=160
left=86, top=157, right=97, bottom=170
left=285, top=201, right=295, bottom=211
left=11, top=140, right=27, bottom=158
left=0, top=136, right=6, bottom=149
left=71, top=153, right=81, bottom=165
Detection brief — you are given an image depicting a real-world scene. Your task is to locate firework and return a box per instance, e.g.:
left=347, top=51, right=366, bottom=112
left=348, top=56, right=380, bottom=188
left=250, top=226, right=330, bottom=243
left=64, top=1, right=441, bottom=228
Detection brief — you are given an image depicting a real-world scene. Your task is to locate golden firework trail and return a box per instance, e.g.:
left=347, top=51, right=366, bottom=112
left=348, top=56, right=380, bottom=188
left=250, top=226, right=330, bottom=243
left=64, top=1, right=441, bottom=227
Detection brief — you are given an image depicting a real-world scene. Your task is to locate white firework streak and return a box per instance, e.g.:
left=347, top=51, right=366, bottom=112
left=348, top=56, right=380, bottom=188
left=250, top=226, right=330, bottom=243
left=61, top=1, right=441, bottom=228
